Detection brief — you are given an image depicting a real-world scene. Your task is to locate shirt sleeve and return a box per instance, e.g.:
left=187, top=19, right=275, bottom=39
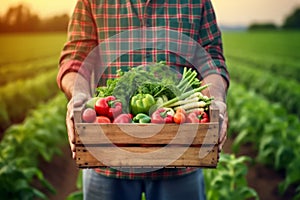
left=198, top=0, right=230, bottom=86
left=56, top=0, right=98, bottom=90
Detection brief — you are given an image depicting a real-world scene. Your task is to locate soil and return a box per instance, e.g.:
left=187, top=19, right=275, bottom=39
left=223, top=138, right=295, bottom=200
left=37, top=145, right=79, bottom=200
left=37, top=139, right=296, bottom=200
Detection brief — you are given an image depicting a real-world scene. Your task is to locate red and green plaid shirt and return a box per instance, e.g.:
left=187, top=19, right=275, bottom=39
left=57, top=0, right=229, bottom=179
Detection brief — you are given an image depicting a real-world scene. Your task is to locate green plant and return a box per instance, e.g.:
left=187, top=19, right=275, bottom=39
left=227, top=81, right=300, bottom=197
left=204, top=153, right=259, bottom=200
left=0, top=94, right=67, bottom=199
left=227, top=58, right=300, bottom=116
left=0, top=69, right=59, bottom=131
left=66, top=170, right=83, bottom=200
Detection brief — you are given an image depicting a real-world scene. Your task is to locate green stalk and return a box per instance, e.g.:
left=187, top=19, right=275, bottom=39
left=168, top=97, right=199, bottom=107
left=160, top=84, right=210, bottom=108
left=177, top=67, right=190, bottom=88
left=182, top=67, right=188, bottom=79
left=174, top=101, right=207, bottom=111
left=153, top=85, right=166, bottom=97
left=177, top=70, right=195, bottom=91
left=181, top=72, right=198, bottom=93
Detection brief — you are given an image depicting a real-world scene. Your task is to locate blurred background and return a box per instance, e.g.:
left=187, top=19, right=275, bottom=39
left=0, top=0, right=300, bottom=200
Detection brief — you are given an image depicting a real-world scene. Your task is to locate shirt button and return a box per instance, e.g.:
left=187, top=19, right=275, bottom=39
left=146, top=21, right=151, bottom=27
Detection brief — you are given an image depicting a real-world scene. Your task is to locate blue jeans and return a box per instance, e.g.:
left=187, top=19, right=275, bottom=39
left=83, top=169, right=206, bottom=200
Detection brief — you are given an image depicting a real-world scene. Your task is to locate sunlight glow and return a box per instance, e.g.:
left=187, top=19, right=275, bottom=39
left=1, top=0, right=300, bottom=26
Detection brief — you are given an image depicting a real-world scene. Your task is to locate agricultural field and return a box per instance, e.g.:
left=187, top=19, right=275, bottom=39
left=223, top=30, right=300, bottom=200
left=0, top=31, right=299, bottom=200
left=0, top=33, right=67, bottom=133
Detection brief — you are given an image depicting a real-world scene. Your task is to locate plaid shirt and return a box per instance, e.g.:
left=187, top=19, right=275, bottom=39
left=57, top=0, right=229, bottom=179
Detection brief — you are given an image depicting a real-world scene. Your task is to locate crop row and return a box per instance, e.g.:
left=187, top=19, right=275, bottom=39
left=0, top=33, right=66, bottom=65
left=225, top=54, right=300, bottom=82
left=223, top=31, right=300, bottom=82
left=0, top=69, right=59, bottom=132
left=0, top=56, right=59, bottom=85
left=227, top=81, right=300, bottom=199
left=227, top=59, right=300, bottom=116
left=0, top=93, right=67, bottom=199
left=223, top=31, right=300, bottom=66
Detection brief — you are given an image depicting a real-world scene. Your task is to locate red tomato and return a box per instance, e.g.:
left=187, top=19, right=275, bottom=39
left=82, top=108, right=97, bottom=123
left=176, top=108, right=186, bottom=115
left=173, top=112, right=186, bottom=124
left=94, top=116, right=111, bottom=123
left=113, top=114, right=132, bottom=123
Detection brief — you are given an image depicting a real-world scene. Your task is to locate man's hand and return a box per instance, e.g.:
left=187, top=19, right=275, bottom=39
left=61, top=72, right=91, bottom=159
left=213, top=100, right=228, bottom=152
left=200, top=74, right=228, bottom=152
left=66, top=93, right=89, bottom=159
left=203, top=74, right=228, bottom=152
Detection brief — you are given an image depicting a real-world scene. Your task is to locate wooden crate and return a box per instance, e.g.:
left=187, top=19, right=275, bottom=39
left=74, top=106, right=219, bottom=168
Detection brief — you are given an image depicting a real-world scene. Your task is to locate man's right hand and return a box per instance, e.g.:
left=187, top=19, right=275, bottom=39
left=66, top=93, right=89, bottom=159
left=61, top=72, right=91, bottom=159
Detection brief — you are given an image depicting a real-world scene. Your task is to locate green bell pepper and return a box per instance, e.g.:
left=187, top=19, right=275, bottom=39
left=85, top=97, right=100, bottom=109
left=133, top=113, right=151, bottom=123
left=130, top=93, right=156, bottom=116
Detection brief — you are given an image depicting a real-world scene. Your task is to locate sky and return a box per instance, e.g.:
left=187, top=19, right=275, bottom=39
left=1, top=0, right=300, bottom=26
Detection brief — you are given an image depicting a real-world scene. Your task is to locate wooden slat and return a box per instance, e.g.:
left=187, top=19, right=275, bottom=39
left=75, top=123, right=218, bottom=145
left=74, top=104, right=84, bottom=123
left=76, top=145, right=218, bottom=168
left=209, top=105, right=219, bottom=123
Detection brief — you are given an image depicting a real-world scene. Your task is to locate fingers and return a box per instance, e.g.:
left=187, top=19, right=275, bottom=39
left=218, top=111, right=228, bottom=152
left=213, top=100, right=228, bottom=152
left=73, top=92, right=89, bottom=107
left=66, top=103, right=76, bottom=159
left=66, top=113, right=76, bottom=149
left=65, top=92, right=89, bottom=160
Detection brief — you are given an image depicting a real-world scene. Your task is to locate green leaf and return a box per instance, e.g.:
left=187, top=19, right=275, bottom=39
left=32, top=188, right=47, bottom=200
left=232, top=129, right=249, bottom=153
left=274, top=145, right=293, bottom=170
left=76, top=170, right=83, bottom=189
left=66, top=191, right=83, bottom=200
left=238, top=187, right=259, bottom=200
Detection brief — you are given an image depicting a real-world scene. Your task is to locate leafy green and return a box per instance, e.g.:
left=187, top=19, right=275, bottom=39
left=110, top=61, right=187, bottom=113
left=96, top=61, right=205, bottom=113
left=204, top=153, right=259, bottom=200
left=135, top=82, right=180, bottom=100
left=95, top=78, right=120, bottom=98
left=0, top=94, right=67, bottom=199
left=112, top=67, right=159, bottom=113
left=135, top=61, right=180, bottom=84
left=228, top=81, right=300, bottom=197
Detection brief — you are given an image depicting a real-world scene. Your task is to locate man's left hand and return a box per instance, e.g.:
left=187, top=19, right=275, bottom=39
left=213, top=100, right=228, bottom=152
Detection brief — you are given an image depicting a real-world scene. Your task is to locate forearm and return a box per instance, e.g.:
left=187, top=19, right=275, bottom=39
left=61, top=72, right=91, bottom=100
left=198, top=0, right=229, bottom=99
left=201, top=74, right=228, bottom=103
left=58, top=0, right=97, bottom=100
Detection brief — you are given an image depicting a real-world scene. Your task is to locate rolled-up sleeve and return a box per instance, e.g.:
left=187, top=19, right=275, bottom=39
left=57, top=0, right=98, bottom=90
left=198, top=0, right=230, bottom=86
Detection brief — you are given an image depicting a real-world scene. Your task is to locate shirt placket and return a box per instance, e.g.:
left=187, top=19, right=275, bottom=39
left=140, top=0, right=152, bottom=62
left=144, top=0, right=151, bottom=27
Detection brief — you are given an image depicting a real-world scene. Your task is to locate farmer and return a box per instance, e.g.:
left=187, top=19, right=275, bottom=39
left=57, top=0, right=229, bottom=199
